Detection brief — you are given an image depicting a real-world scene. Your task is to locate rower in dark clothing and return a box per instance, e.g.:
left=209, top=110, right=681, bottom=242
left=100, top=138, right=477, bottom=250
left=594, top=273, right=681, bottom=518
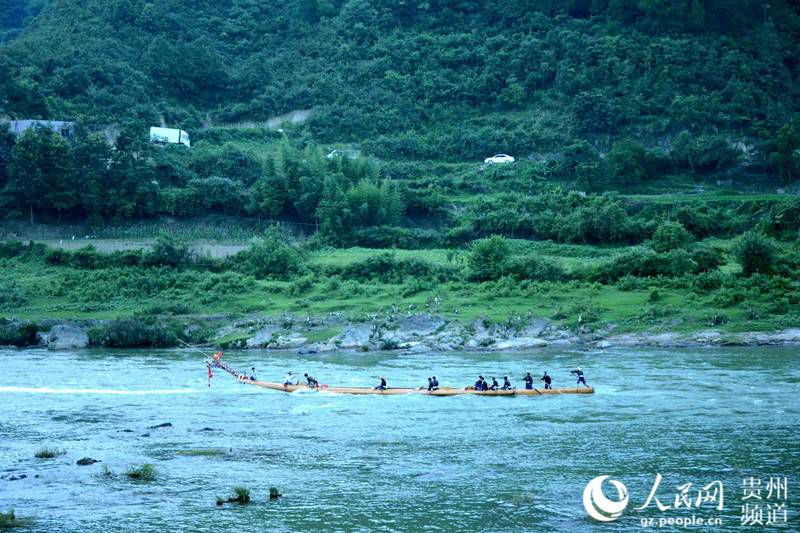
left=374, top=376, right=387, bottom=390
left=427, top=377, right=434, bottom=391
left=570, top=367, right=588, bottom=387
left=489, top=377, right=499, bottom=391
left=250, top=367, right=257, bottom=381
left=501, top=376, right=512, bottom=390
left=304, top=373, right=319, bottom=388
left=541, top=370, right=552, bottom=390
left=474, top=376, right=485, bottom=391
left=523, top=372, right=533, bottom=390
left=431, top=376, right=439, bottom=390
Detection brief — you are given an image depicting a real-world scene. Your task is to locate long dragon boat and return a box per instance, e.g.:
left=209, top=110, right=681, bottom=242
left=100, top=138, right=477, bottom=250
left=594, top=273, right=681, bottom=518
left=210, top=360, right=593, bottom=396
left=236, top=378, right=593, bottom=396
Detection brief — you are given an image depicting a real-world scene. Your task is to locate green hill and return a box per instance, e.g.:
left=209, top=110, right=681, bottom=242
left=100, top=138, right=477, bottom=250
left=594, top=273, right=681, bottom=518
left=0, top=1, right=799, bottom=342
left=2, top=0, right=799, bottom=157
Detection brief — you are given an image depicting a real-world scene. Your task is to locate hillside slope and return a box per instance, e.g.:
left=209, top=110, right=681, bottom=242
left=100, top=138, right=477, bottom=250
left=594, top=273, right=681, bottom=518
left=1, top=0, right=799, bottom=162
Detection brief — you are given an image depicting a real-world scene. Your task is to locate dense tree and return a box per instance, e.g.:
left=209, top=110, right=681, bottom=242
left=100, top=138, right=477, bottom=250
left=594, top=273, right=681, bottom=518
left=4, top=128, right=75, bottom=222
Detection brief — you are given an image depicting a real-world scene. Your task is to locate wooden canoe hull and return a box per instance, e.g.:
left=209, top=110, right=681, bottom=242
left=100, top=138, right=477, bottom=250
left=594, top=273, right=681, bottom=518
left=236, top=378, right=594, bottom=396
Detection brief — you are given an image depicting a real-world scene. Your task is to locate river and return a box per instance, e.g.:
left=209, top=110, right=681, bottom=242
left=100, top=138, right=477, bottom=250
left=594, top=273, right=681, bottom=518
left=1, top=347, right=798, bottom=531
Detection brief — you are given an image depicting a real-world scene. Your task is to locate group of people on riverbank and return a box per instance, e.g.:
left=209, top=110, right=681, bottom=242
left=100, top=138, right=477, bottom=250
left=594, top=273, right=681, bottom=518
left=267, top=368, right=588, bottom=390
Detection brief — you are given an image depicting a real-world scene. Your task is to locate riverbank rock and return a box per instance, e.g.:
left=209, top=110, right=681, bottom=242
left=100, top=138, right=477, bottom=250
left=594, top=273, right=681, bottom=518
left=246, top=325, right=282, bottom=348
left=76, top=457, right=99, bottom=466
left=490, top=337, right=549, bottom=351
left=271, top=333, right=308, bottom=349
left=334, top=323, right=374, bottom=348
left=46, top=325, right=89, bottom=350
left=396, top=314, right=445, bottom=337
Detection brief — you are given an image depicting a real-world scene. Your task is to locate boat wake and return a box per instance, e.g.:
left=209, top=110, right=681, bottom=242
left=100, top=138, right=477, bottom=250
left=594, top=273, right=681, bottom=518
left=0, top=386, right=197, bottom=395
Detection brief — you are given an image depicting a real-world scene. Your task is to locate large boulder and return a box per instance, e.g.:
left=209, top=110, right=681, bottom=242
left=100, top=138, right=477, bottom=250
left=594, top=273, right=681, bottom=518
left=395, top=314, right=445, bottom=338
left=246, top=325, right=282, bottom=348
left=271, top=333, right=308, bottom=349
left=334, top=324, right=374, bottom=349
left=47, top=325, right=89, bottom=350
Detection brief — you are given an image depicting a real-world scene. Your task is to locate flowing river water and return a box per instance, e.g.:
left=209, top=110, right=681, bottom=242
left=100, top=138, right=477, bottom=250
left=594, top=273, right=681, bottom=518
left=1, top=347, right=798, bottom=531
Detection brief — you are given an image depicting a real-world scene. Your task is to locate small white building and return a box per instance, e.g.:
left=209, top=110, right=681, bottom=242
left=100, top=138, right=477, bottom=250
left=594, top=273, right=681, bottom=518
left=8, top=120, right=75, bottom=138
left=149, top=126, right=190, bottom=147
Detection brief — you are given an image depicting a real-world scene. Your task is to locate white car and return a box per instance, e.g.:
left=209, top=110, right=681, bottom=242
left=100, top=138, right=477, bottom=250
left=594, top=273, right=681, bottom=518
left=484, top=154, right=515, bottom=164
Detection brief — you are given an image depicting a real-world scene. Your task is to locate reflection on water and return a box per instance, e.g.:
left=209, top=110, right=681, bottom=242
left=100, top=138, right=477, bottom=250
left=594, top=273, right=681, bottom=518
left=1, top=346, right=798, bottom=531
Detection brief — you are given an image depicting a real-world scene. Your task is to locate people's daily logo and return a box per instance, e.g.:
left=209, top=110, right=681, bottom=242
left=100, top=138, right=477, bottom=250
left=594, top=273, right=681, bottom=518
left=583, top=475, right=630, bottom=522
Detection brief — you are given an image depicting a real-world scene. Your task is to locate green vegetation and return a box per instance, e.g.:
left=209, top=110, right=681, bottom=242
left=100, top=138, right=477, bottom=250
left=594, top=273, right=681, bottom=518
left=0, top=509, right=34, bottom=529
left=34, top=447, right=65, bottom=459
left=216, top=486, right=251, bottom=505
left=176, top=448, right=227, bottom=457
left=0, top=1, right=799, bottom=340
left=125, top=463, right=156, bottom=481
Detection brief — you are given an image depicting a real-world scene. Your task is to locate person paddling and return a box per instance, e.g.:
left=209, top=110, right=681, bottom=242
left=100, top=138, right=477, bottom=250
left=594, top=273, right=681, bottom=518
left=501, top=376, right=513, bottom=390
left=250, top=367, right=257, bottom=381
left=489, top=377, right=499, bottom=391
left=541, top=371, right=552, bottom=390
left=474, top=375, right=485, bottom=391
left=427, top=377, right=434, bottom=391
left=283, top=371, right=295, bottom=386
left=374, top=376, right=387, bottom=391
left=523, top=372, right=533, bottom=390
left=431, top=376, right=439, bottom=390
left=304, top=373, right=319, bottom=388
left=570, top=367, right=588, bottom=387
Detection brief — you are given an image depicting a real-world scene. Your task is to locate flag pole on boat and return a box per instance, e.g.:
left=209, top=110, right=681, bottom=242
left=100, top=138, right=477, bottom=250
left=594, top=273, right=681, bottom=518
left=177, top=339, right=218, bottom=388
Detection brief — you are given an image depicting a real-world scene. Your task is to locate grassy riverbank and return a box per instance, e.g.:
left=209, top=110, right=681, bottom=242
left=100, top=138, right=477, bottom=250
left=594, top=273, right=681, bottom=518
left=1, top=232, right=798, bottom=348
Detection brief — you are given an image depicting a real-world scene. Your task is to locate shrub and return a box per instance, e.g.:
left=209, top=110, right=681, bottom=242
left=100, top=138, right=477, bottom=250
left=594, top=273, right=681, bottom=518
left=96, top=319, right=176, bottom=347
left=287, top=274, right=315, bottom=296
left=330, top=253, right=451, bottom=284
left=232, top=486, right=251, bottom=503
left=0, top=320, right=38, bottom=347
left=0, top=509, right=34, bottom=529
left=0, top=241, right=25, bottom=259
left=467, top=236, right=510, bottom=281
left=238, top=235, right=305, bottom=280
left=650, top=221, right=693, bottom=252
left=35, top=447, right=66, bottom=459
left=506, top=254, right=568, bottom=281
left=693, top=271, right=726, bottom=293
left=592, top=248, right=697, bottom=282
left=126, top=463, right=156, bottom=481
left=144, top=234, right=191, bottom=268
left=733, top=231, right=777, bottom=276
left=690, top=245, right=723, bottom=272
left=0, top=281, right=27, bottom=308
left=711, top=288, right=745, bottom=307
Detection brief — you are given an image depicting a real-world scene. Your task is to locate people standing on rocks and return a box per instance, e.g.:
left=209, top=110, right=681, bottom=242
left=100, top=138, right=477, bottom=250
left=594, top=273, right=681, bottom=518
left=570, top=367, right=588, bottom=387
left=304, top=373, right=319, bottom=388
left=375, top=376, right=387, bottom=390
left=283, top=371, right=295, bottom=386
left=541, top=371, right=552, bottom=390
left=501, top=376, right=513, bottom=390
left=523, top=372, right=534, bottom=390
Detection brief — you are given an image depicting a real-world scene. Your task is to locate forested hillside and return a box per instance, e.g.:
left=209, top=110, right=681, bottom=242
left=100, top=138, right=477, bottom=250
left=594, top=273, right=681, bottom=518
left=2, top=0, right=799, bottom=156
left=0, top=0, right=799, bottom=234
left=1, top=0, right=800, bottom=343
